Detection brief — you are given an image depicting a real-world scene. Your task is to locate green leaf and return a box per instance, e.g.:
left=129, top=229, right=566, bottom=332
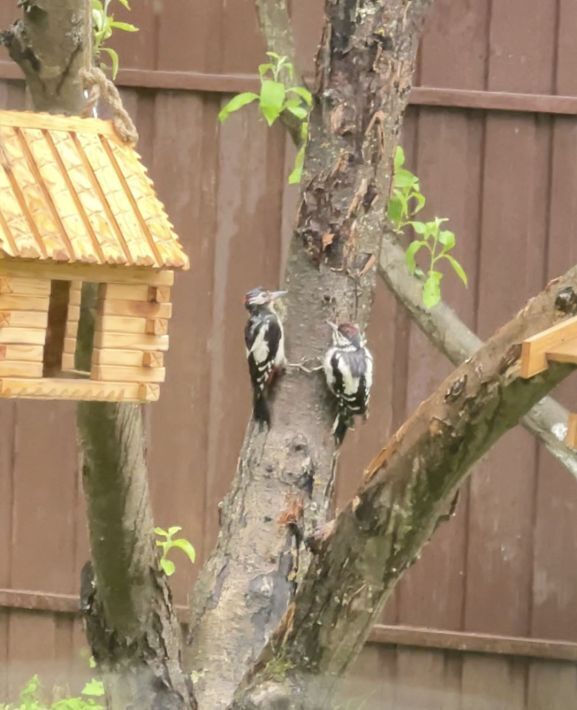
left=258, top=63, right=274, bottom=77
left=438, top=229, right=455, bottom=250
left=92, top=7, right=104, bottom=32
left=412, top=191, right=426, bottom=213
left=394, top=168, right=417, bottom=189
left=410, top=220, right=427, bottom=235
left=405, top=240, right=425, bottom=274
left=82, top=679, right=105, bottom=697
left=218, top=92, right=259, bottom=122
left=154, top=527, right=167, bottom=537
left=259, top=80, right=286, bottom=126
left=160, top=558, right=176, bottom=576
left=288, top=142, right=306, bottom=184
left=423, top=271, right=443, bottom=309
left=284, top=104, right=309, bottom=121
left=168, top=526, right=182, bottom=536
left=117, top=0, right=131, bottom=7
left=394, top=145, right=405, bottom=170
left=101, top=47, right=119, bottom=79
left=445, top=254, right=469, bottom=287
left=110, top=20, right=138, bottom=32
left=387, top=194, right=404, bottom=226
left=287, top=86, right=313, bottom=107
left=171, top=538, right=196, bottom=564
left=20, top=675, right=41, bottom=703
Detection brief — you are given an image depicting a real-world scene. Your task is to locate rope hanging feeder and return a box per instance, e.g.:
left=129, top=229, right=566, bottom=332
left=80, top=66, right=139, bottom=145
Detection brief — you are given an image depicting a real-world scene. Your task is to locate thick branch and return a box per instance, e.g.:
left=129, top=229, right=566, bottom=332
left=254, top=0, right=296, bottom=70
left=186, top=1, right=434, bottom=707
left=1, top=0, right=87, bottom=113
left=79, top=403, right=195, bottom=709
left=379, top=231, right=577, bottom=481
left=235, top=264, right=577, bottom=707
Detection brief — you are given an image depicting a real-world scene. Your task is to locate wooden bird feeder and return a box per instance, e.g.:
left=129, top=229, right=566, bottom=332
left=520, top=315, right=577, bottom=448
left=0, top=110, right=188, bottom=403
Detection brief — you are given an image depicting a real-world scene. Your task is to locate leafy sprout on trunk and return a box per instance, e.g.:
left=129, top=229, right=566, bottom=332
left=91, top=0, right=138, bottom=79
left=389, top=146, right=468, bottom=308
left=218, top=52, right=312, bottom=184
left=155, top=526, right=196, bottom=577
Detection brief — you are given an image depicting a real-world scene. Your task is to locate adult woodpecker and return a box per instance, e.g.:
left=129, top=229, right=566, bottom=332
left=244, top=286, right=287, bottom=426
left=323, top=321, right=373, bottom=444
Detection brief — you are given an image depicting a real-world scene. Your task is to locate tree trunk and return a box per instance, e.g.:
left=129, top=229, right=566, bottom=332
left=4, top=2, right=194, bottom=708
left=79, top=403, right=194, bottom=709
left=234, top=264, right=577, bottom=708
left=186, top=1, right=433, bottom=707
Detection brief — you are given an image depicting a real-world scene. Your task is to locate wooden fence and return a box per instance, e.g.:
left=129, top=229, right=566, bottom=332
left=0, top=0, right=577, bottom=706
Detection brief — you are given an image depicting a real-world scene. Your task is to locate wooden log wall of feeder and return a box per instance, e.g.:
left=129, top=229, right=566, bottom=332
left=0, top=110, right=189, bottom=402
left=520, top=315, right=577, bottom=448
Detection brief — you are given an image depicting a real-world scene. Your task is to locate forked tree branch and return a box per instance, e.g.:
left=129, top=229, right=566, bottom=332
left=379, top=231, right=577, bottom=481
left=253, top=0, right=577, bottom=485
left=234, top=262, right=577, bottom=709
left=187, top=1, right=434, bottom=707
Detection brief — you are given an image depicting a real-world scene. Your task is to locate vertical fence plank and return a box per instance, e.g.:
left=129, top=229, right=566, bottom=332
left=204, top=104, right=286, bottom=557
left=527, top=660, right=577, bottom=710
left=147, top=92, right=218, bottom=601
left=460, top=657, right=527, bottom=710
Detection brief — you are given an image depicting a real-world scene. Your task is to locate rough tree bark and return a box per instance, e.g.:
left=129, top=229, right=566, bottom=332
left=254, top=1, right=577, bottom=485
left=235, top=264, right=577, bottom=709
left=2, top=3, right=194, bottom=708
left=379, top=231, right=577, bottom=481
left=79, top=403, right=195, bottom=709
left=0, top=0, right=87, bottom=114
left=186, top=1, right=434, bottom=707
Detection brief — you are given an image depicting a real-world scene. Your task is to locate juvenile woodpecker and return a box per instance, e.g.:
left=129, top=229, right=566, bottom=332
left=244, top=286, right=287, bottom=426
left=323, top=322, right=373, bottom=444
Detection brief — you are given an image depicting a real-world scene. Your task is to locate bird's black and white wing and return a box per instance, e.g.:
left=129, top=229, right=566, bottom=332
left=245, top=313, right=284, bottom=424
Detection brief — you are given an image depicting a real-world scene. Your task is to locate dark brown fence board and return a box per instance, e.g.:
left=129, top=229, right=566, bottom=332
left=395, top=648, right=448, bottom=710
left=420, top=0, right=490, bottom=91
left=461, top=656, right=527, bottom=710
left=530, top=113, right=577, bottom=644
left=6, top=611, right=57, bottom=698
left=290, top=1, right=325, bottom=75
left=557, top=2, right=577, bottom=96
left=527, top=660, right=577, bottom=710
left=395, top=106, right=484, bottom=632
left=487, top=0, right=557, bottom=95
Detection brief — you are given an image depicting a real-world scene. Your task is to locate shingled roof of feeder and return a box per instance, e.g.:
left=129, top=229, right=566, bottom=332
left=0, top=110, right=189, bottom=270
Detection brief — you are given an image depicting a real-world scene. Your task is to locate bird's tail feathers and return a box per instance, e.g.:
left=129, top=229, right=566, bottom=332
left=253, top=389, right=271, bottom=428
left=332, top=410, right=352, bottom=445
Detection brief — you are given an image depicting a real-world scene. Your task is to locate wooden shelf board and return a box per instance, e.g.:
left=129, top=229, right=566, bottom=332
left=0, top=377, right=159, bottom=402
left=520, top=316, right=577, bottom=377
left=546, top=337, right=577, bottom=365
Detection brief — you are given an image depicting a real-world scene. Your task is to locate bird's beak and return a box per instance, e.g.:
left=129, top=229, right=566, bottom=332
left=269, top=290, right=288, bottom=301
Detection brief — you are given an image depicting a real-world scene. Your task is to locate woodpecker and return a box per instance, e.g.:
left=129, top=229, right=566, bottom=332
left=244, top=287, right=287, bottom=426
left=323, top=322, right=373, bottom=444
